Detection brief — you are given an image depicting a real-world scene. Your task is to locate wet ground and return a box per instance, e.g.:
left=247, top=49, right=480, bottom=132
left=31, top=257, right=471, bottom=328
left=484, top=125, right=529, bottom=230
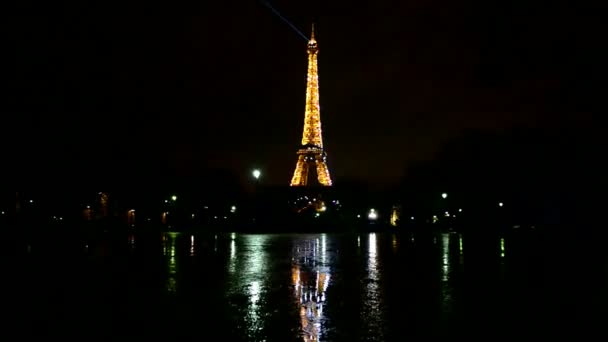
left=3, top=230, right=607, bottom=340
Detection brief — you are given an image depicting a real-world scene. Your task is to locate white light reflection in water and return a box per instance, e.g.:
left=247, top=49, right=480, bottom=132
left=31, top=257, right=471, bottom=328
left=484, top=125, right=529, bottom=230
left=226, top=235, right=269, bottom=340
left=459, top=233, right=463, bottom=255
left=291, top=236, right=332, bottom=342
left=440, top=233, right=455, bottom=314
left=189, top=235, right=195, bottom=256
left=369, top=233, right=377, bottom=258
left=250, top=280, right=261, bottom=305
left=321, top=234, right=326, bottom=264
left=228, top=238, right=236, bottom=274
left=441, top=233, right=450, bottom=282
left=364, top=233, right=384, bottom=340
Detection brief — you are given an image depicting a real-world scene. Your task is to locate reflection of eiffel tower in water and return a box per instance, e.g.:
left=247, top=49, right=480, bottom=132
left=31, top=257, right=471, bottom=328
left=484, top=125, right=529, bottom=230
left=291, top=239, right=331, bottom=341
left=290, top=25, right=332, bottom=186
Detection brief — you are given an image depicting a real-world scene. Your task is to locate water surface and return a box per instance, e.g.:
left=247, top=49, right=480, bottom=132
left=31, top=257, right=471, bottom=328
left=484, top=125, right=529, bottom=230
left=4, top=230, right=607, bottom=340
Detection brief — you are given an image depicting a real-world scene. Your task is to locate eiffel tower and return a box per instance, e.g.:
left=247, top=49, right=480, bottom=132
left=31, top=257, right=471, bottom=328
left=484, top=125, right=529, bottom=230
left=290, top=25, right=332, bottom=186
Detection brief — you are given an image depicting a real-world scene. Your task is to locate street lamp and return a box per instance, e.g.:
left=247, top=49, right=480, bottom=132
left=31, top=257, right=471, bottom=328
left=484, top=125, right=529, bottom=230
left=171, top=195, right=177, bottom=202
left=441, top=193, right=448, bottom=199
left=252, top=169, right=261, bottom=180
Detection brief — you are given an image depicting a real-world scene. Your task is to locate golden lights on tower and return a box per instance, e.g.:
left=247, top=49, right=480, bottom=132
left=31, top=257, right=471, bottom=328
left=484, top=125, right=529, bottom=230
left=290, top=25, right=333, bottom=187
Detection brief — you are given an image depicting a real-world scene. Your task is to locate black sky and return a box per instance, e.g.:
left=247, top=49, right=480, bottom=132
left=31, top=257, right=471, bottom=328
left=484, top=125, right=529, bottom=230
left=7, top=0, right=607, bottom=186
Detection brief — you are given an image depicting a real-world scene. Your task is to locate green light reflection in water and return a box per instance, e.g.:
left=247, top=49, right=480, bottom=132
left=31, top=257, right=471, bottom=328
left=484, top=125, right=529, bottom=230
left=164, top=232, right=179, bottom=294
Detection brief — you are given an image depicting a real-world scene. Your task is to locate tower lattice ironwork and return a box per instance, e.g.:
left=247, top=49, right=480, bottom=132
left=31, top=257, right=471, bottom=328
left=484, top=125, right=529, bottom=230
left=290, top=26, right=332, bottom=186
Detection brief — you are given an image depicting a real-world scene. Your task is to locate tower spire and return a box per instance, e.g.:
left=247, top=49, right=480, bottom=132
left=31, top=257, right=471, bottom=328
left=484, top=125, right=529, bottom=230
left=311, top=23, right=315, bottom=41
left=290, top=24, right=332, bottom=187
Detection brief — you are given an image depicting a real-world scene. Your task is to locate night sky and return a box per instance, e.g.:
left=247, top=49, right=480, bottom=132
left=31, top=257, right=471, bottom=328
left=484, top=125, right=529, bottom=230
left=8, top=0, right=606, bottom=187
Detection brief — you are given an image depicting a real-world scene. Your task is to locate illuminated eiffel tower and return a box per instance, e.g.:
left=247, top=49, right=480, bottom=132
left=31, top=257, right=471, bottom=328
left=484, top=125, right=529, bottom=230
left=290, top=25, right=332, bottom=186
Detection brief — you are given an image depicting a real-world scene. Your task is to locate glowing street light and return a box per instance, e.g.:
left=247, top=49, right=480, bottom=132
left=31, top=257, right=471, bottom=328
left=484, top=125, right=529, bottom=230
left=252, top=169, right=261, bottom=180
left=441, top=193, right=448, bottom=199
left=499, top=202, right=504, bottom=207
left=368, top=209, right=378, bottom=220
left=171, top=195, right=177, bottom=202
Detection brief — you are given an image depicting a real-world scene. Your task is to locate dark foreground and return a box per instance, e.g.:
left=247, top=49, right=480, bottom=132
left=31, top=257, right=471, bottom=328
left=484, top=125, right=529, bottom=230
left=2, top=229, right=607, bottom=340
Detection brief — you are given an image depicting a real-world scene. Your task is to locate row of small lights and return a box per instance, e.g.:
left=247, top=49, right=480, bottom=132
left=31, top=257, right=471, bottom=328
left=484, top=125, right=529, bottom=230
left=355, top=193, right=505, bottom=223
left=6, top=186, right=242, bottom=221
left=8, top=191, right=503, bottom=219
